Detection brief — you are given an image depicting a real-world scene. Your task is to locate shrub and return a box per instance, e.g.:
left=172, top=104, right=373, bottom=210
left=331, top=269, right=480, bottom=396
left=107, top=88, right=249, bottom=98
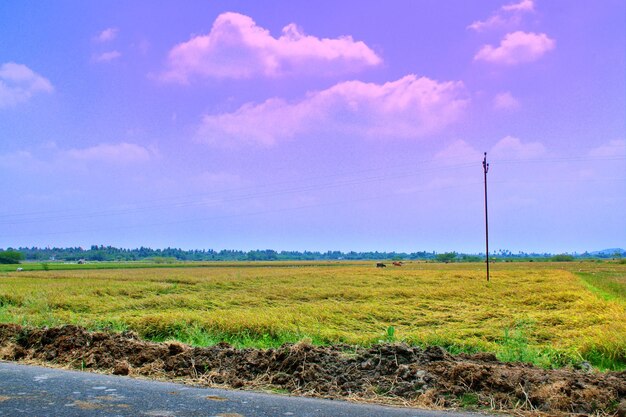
left=0, top=250, right=24, bottom=264
left=550, top=254, right=574, bottom=262
left=436, top=252, right=457, bottom=263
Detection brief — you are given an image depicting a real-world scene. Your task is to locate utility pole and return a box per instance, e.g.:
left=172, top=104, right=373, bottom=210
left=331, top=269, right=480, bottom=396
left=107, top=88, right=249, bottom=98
left=483, top=152, right=490, bottom=282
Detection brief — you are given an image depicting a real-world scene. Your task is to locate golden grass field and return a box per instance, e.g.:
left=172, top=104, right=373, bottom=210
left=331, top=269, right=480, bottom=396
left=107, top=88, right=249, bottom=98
left=1, top=261, right=624, bottom=369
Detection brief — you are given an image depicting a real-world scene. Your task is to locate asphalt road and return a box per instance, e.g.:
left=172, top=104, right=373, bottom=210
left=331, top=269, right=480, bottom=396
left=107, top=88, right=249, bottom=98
left=0, top=362, right=486, bottom=417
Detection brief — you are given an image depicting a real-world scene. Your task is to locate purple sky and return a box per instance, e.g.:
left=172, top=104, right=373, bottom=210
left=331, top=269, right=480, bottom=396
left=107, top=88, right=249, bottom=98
left=1, top=0, right=624, bottom=253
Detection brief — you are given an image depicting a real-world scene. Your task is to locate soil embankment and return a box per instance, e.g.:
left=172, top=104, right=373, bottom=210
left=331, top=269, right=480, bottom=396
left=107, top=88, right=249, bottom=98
left=0, top=324, right=624, bottom=416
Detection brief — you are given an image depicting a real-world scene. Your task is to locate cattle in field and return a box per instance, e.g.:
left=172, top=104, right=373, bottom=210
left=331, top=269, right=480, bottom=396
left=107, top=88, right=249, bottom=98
left=376, top=263, right=386, bottom=268
left=16, top=267, right=23, bottom=272
left=393, top=261, right=403, bottom=267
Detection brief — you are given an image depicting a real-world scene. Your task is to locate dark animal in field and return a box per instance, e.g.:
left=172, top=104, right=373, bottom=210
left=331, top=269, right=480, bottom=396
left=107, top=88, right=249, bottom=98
left=392, top=262, right=403, bottom=267
left=376, top=263, right=386, bottom=268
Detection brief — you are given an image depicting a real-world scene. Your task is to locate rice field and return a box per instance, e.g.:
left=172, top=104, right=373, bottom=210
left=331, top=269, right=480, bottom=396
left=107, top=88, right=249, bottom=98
left=0, top=261, right=624, bottom=369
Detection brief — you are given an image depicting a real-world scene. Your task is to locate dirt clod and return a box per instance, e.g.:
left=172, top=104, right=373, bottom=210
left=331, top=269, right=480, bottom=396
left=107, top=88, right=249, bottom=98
left=113, top=360, right=130, bottom=375
left=0, top=324, right=623, bottom=416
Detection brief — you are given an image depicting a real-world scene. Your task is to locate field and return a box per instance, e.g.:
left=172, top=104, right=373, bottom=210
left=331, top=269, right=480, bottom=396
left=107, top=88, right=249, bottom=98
left=0, top=261, right=624, bottom=370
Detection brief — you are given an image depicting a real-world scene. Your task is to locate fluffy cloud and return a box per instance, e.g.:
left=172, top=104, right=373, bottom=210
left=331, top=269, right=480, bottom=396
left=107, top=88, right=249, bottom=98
left=490, top=135, right=546, bottom=159
left=493, top=91, right=520, bottom=110
left=0, top=62, right=53, bottom=108
left=0, top=143, right=157, bottom=176
left=64, top=143, right=156, bottom=164
left=92, top=50, right=122, bottom=63
left=0, top=150, right=38, bottom=170
left=94, top=27, right=119, bottom=43
left=474, top=31, right=555, bottom=65
left=434, top=140, right=483, bottom=164
left=161, top=12, right=381, bottom=82
left=434, top=136, right=545, bottom=164
left=197, top=75, right=468, bottom=146
left=468, top=15, right=510, bottom=33
left=468, top=0, right=534, bottom=32
left=589, top=139, right=626, bottom=157
left=502, top=0, right=534, bottom=12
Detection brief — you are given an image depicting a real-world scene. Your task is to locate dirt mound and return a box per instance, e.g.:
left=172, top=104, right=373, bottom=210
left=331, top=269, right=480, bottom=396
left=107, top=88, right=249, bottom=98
left=0, top=324, right=624, bottom=415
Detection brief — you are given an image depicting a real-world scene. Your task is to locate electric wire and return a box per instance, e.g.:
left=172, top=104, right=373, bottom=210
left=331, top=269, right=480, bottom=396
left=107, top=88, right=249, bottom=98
left=2, top=153, right=621, bottom=220
left=1, top=154, right=624, bottom=233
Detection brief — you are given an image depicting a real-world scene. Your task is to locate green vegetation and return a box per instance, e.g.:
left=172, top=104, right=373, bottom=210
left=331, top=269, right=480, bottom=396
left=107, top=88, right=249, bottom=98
left=0, top=260, right=364, bottom=273
left=0, top=250, right=23, bottom=264
left=460, top=393, right=480, bottom=408
left=385, top=326, right=396, bottom=342
left=5, top=245, right=439, bottom=262
left=575, top=263, right=626, bottom=301
left=0, top=262, right=624, bottom=370
left=8, top=245, right=624, bottom=263
left=435, top=252, right=458, bottom=263
left=550, top=254, right=575, bottom=262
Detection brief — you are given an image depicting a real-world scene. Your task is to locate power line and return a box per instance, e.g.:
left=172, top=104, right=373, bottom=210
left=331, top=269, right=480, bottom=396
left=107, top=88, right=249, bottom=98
left=0, top=161, right=477, bottom=225
left=2, top=153, right=620, bottom=220
left=4, top=175, right=625, bottom=239
left=1, top=155, right=468, bottom=219
left=1, top=153, right=624, bottom=234
left=4, top=180, right=488, bottom=238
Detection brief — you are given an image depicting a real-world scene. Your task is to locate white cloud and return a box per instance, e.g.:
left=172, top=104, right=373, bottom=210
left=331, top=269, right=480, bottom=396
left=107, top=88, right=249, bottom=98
left=196, top=75, right=469, bottom=146
left=434, top=140, right=483, bottom=164
left=94, top=27, right=119, bottom=43
left=468, top=15, right=511, bottom=32
left=490, top=135, right=546, bottom=159
left=160, top=12, right=381, bottom=82
left=92, top=50, right=122, bottom=63
left=589, top=139, right=626, bottom=157
left=0, top=62, right=53, bottom=108
left=493, top=91, right=520, bottom=110
left=502, top=0, right=534, bottom=12
left=474, top=31, right=555, bottom=65
left=0, top=143, right=158, bottom=178
left=468, top=0, right=534, bottom=32
left=0, top=150, right=36, bottom=169
left=64, top=143, right=156, bottom=164
left=434, top=136, right=545, bottom=165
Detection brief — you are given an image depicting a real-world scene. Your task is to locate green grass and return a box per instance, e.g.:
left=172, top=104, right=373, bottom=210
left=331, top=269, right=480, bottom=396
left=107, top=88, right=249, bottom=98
left=574, top=264, right=626, bottom=301
left=460, top=393, right=480, bottom=408
left=0, top=260, right=362, bottom=273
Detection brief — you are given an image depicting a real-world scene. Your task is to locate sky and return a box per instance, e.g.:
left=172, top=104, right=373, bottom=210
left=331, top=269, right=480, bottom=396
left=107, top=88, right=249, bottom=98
left=0, top=0, right=624, bottom=254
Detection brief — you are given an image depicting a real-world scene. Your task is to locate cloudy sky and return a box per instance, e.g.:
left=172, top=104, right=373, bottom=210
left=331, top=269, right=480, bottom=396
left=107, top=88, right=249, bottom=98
left=1, top=0, right=624, bottom=253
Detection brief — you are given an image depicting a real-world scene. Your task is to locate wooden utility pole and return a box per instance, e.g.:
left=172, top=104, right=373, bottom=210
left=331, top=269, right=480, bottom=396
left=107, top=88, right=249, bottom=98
left=483, top=152, right=490, bottom=282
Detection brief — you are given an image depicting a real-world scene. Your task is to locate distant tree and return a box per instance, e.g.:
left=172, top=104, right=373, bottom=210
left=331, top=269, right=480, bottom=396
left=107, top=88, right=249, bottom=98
left=460, top=254, right=482, bottom=262
left=149, top=256, right=177, bottom=264
left=550, top=254, right=574, bottom=262
left=436, top=252, right=458, bottom=263
left=0, top=250, right=24, bottom=264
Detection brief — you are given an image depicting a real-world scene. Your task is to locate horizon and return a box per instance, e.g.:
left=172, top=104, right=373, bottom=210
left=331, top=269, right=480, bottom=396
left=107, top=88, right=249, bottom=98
left=1, top=1, right=624, bottom=253
left=3, top=244, right=624, bottom=257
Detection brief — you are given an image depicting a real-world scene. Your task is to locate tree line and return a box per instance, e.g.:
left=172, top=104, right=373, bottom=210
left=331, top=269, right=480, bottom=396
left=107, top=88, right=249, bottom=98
left=3, top=246, right=437, bottom=262
left=1, top=246, right=620, bottom=264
